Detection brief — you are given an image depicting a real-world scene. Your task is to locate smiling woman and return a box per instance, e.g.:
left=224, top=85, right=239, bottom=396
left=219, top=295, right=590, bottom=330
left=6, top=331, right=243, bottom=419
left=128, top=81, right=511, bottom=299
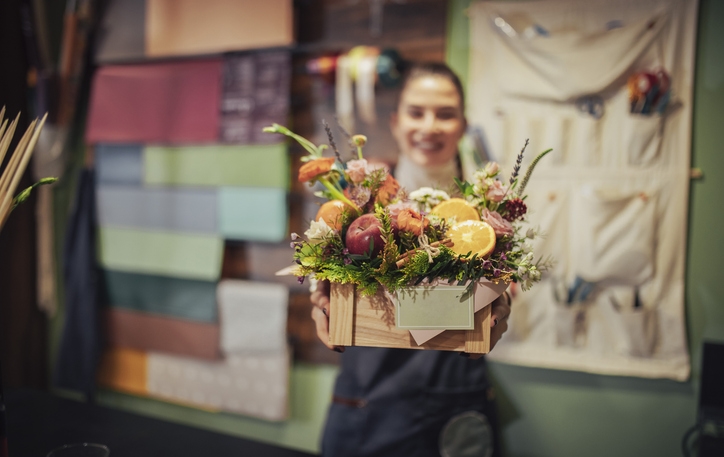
left=311, top=62, right=511, bottom=457
left=390, top=63, right=468, bottom=192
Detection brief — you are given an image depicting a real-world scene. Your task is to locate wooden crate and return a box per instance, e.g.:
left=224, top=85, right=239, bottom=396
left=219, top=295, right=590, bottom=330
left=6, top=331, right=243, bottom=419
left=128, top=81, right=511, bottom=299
left=328, top=283, right=492, bottom=354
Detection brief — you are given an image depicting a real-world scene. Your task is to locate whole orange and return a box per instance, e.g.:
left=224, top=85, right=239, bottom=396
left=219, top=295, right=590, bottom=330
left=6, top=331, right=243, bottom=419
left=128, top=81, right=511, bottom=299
left=315, top=200, right=352, bottom=231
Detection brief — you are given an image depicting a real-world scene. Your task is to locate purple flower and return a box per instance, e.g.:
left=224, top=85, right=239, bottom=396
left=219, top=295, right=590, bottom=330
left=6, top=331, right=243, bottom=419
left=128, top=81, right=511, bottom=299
left=291, top=233, right=300, bottom=240
left=344, top=257, right=352, bottom=265
left=483, top=260, right=492, bottom=270
left=297, top=276, right=305, bottom=284
left=493, top=269, right=501, bottom=278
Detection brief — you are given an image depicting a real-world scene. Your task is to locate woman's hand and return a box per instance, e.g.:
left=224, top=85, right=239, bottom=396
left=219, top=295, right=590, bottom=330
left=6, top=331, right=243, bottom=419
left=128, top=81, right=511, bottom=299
left=309, top=280, right=345, bottom=353
left=463, top=291, right=512, bottom=359
left=489, top=290, right=512, bottom=350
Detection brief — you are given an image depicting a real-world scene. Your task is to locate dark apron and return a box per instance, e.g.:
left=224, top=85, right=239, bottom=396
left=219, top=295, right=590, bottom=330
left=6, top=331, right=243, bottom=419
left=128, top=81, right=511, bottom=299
left=321, top=347, right=500, bottom=457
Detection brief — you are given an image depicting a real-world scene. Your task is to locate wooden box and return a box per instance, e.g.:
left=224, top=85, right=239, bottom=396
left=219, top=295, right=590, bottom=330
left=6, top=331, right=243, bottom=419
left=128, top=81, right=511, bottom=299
left=328, top=282, right=494, bottom=354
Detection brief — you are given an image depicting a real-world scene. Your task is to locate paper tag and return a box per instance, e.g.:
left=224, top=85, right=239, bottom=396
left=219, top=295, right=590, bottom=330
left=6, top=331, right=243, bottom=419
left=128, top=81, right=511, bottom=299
left=407, top=279, right=509, bottom=345
left=395, top=285, right=475, bottom=330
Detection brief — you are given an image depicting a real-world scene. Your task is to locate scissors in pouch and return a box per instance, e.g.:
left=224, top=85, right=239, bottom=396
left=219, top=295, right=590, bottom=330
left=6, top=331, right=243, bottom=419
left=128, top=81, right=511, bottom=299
left=576, top=95, right=604, bottom=120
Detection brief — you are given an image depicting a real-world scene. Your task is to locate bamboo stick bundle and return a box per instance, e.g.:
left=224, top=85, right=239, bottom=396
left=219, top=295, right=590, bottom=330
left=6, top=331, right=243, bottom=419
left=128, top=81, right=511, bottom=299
left=0, top=107, right=54, bottom=231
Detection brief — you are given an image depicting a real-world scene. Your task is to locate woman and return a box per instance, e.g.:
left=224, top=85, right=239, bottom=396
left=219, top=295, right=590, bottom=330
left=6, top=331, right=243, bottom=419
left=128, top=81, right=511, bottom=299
left=311, top=62, right=512, bottom=457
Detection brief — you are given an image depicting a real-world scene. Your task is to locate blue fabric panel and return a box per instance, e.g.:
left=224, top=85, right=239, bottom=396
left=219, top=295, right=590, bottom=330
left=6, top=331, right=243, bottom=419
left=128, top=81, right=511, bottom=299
left=96, top=185, right=218, bottom=234
left=218, top=187, right=288, bottom=242
left=96, top=144, right=143, bottom=185
left=102, top=269, right=218, bottom=323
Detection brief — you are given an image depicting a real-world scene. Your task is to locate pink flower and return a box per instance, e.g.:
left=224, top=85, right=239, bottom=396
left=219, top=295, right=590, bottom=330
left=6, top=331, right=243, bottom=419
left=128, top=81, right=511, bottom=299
left=481, top=209, right=514, bottom=237
left=387, top=200, right=417, bottom=220
left=346, top=159, right=369, bottom=184
left=484, top=161, right=499, bottom=177
left=485, top=180, right=507, bottom=203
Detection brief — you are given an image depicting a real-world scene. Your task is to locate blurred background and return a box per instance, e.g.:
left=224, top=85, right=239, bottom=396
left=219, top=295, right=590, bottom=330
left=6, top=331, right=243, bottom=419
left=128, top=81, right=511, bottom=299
left=0, top=0, right=723, bottom=456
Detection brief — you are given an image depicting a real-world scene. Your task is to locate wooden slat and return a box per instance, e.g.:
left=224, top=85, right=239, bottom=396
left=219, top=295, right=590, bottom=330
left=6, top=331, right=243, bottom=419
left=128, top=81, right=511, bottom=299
left=329, top=283, right=355, bottom=346
left=330, top=284, right=492, bottom=354
left=465, top=303, right=491, bottom=354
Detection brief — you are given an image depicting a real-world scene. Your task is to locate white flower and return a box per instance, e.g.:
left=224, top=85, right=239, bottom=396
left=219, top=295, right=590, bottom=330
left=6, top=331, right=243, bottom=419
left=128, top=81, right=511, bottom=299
left=517, top=265, right=528, bottom=276
left=529, top=266, right=541, bottom=281
left=408, top=187, right=436, bottom=200
left=526, top=228, right=537, bottom=239
left=409, top=188, right=450, bottom=212
left=522, top=242, right=533, bottom=254
left=305, top=218, right=333, bottom=245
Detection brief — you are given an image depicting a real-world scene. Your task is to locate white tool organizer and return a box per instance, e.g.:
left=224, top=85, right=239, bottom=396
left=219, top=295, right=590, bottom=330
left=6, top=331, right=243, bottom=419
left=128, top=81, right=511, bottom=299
left=467, top=0, right=698, bottom=380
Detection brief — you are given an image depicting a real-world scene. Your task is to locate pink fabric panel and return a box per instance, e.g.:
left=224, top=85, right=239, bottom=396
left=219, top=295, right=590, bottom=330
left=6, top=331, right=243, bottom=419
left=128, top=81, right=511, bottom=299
left=105, top=308, right=221, bottom=360
left=86, top=59, right=222, bottom=144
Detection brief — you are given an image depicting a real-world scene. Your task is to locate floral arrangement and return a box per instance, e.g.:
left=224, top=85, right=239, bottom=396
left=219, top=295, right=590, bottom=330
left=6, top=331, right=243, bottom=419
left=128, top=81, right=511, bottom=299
left=265, top=123, right=554, bottom=296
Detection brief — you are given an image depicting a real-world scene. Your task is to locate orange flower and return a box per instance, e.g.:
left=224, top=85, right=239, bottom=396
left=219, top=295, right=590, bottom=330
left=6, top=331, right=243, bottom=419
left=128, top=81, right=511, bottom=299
left=375, top=174, right=400, bottom=205
left=397, top=209, right=429, bottom=236
left=298, top=157, right=336, bottom=183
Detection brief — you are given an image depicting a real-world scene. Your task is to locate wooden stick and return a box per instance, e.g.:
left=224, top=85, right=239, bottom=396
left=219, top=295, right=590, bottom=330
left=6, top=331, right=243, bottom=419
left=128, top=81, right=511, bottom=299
left=0, top=118, right=35, bottom=196
left=0, top=113, right=21, bottom=165
left=0, top=114, right=47, bottom=227
left=395, top=239, right=454, bottom=268
left=396, top=238, right=453, bottom=261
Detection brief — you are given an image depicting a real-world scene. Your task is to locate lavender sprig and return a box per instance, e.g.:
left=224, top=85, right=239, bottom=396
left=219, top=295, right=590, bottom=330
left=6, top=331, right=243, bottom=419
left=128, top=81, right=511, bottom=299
left=333, top=115, right=358, bottom=159
left=510, top=139, right=529, bottom=186
left=323, top=119, right=342, bottom=163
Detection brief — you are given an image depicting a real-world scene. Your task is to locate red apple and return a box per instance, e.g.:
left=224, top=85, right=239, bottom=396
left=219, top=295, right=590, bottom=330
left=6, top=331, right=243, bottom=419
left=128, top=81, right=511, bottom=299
left=345, top=213, right=385, bottom=256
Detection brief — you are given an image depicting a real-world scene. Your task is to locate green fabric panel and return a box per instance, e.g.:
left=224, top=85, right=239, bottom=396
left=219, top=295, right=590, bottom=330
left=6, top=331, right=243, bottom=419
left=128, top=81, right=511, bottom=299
left=102, top=269, right=218, bottom=322
left=218, top=187, right=288, bottom=242
left=143, top=144, right=289, bottom=188
left=97, top=227, right=223, bottom=281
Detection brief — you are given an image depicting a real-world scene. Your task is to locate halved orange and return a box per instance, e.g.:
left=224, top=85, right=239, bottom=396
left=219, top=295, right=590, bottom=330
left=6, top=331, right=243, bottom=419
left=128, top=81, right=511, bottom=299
left=430, top=198, right=480, bottom=224
left=446, top=220, right=496, bottom=258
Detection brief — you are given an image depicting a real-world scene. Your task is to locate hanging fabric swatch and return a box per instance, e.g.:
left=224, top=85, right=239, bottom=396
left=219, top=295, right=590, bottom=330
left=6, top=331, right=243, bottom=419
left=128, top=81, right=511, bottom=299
left=102, top=270, right=218, bottom=323
left=97, top=347, right=149, bottom=396
left=217, top=188, right=288, bottom=243
left=105, top=308, right=221, bottom=360
left=146, top=348, right=291, bottom=421
left=145, top=0, right=293, bottom=58
left=93, top=0, right=146, bottom=64
left=220, top=51, right=291, bottom=144
left=95, top=144, right=143, bottom=185
left=97, top=227, right=224, bottom=281
left=85, top=59, right=223, bottom=144
left=143, top=144, right=289, bottom=189
left=216, top=279, right=289, bottom=354
left=96, top=185, right=219, bottom=234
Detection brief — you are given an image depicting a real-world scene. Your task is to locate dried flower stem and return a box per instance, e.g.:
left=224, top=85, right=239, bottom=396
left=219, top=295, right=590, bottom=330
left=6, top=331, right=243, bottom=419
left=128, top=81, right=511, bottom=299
left=322, top=119, right=342, bottom=163
left=516, top=148, right=552, bottom=198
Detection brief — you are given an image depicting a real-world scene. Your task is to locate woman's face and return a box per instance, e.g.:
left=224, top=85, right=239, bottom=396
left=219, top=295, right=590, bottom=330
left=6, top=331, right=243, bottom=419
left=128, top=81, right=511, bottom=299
left=391, top=75, right=466, bottom=168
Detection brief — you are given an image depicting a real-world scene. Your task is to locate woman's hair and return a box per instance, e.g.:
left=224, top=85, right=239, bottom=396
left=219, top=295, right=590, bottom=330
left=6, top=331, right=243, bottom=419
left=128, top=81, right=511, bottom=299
left=397, top=62, right=466, bottom=113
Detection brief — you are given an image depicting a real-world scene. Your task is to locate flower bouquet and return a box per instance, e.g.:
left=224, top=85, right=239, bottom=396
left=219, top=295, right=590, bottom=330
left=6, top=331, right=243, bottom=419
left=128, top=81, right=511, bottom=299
left=266, top=123, right=553, bottom=352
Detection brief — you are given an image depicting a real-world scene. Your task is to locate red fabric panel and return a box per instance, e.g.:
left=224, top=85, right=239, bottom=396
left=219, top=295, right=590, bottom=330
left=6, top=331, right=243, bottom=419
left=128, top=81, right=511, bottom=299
left=86, top=59, right=222, bottom=144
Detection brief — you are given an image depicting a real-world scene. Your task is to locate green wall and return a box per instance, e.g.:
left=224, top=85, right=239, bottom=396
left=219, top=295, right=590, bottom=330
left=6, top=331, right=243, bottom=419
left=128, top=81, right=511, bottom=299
left=447, top=0, right=724, bottom=456
left=50, top=1, right=723, bottom=456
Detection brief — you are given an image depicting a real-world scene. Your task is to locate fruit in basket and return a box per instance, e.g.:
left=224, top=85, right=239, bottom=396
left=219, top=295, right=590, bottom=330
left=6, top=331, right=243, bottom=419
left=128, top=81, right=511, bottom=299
left=447, top=220, right=496, bottom=257
left=316, top=200, right=352, bottom=231
left=345, top=213, right=385, bottom=256
left=430, top=198, right=480, bottom=224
